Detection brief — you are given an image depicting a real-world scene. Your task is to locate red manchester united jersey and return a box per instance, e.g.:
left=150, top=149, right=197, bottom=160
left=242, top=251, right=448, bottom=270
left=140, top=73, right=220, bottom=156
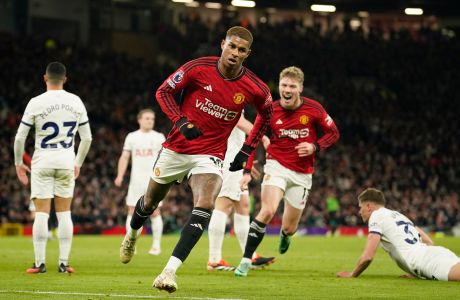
left=156, top=56, right=272, bottom=159
left=264, top=97, right=339, bottom=174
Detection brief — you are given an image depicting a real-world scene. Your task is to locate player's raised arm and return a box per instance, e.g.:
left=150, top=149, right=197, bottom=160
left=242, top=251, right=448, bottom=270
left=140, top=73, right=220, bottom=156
left=337, top=232, right=381, bottom=278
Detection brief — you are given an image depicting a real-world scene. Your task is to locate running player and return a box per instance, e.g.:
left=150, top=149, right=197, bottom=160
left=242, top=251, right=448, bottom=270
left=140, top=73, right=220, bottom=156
left=235, top=66, right=340, bottom=277
left=119, top=26, right=273, bottom=293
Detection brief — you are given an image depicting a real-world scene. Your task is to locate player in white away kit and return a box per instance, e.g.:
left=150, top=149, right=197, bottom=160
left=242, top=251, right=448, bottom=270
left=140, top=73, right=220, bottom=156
left=337, top=188, right=460, bottom=281
left=207, top=116, right=274, bottom=270
left=114, top=109, right=165, bottom=255
left=14, top=62, right=92, bottom=273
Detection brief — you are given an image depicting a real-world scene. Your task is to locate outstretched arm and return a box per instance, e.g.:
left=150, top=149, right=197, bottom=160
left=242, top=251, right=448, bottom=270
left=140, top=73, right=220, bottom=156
left=337, top=233, right=381, bottom=278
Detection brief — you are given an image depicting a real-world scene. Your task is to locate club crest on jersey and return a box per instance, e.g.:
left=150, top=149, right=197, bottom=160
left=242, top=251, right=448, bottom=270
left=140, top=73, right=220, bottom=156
left=154, top=167, right=161, bottom=177
left=233, top=93, right=245, bottom=105
left=172, top=70, right=184, bottom=84
left=299, top=115, right=309, bottom=125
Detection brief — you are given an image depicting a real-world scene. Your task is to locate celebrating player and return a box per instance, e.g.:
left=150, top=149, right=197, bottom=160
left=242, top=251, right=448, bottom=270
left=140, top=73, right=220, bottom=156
left=337, top=188, right=460, bottom=281
left=207, top=116, right=274, bottom=271
left=119, top=26, right=273, bottom=293
left=14, top=62, right=92, bottom=273
left=235, top=66, right=340, bottom=277
left=114, top=109, right=165, bottom=255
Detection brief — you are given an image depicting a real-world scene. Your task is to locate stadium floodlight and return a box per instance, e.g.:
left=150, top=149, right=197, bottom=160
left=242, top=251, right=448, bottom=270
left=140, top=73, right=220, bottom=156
left=231, top=0, right=256, bottom=8
left=172, top=0, right=193, bottom=3
left=185, top=1, right=199, bottom=7
left=311, top=4, right=336, bottom=13
left=350, top=18, right=361, bottom=29
left=205, top=2, right=222, bottom=9
left=405, top=8, right=423, bottom=15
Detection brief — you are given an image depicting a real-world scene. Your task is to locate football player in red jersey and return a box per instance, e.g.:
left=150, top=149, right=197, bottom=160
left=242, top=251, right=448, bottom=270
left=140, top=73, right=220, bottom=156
left=119, top=26, right=273, bottom=293
left=234, top=66, right=340, bottom=277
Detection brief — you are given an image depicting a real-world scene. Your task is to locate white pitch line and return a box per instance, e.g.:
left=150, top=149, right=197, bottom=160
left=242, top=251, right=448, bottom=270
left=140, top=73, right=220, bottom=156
left=0, top=290, right=244, bottom=300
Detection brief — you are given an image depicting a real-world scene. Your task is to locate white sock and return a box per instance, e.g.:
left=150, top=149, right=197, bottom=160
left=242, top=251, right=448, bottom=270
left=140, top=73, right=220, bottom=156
left=240, top=257, right=252, bottom=265
left=208, top=209, right=227, bottom=263
left=164, top=256, right=182, bottom=273
left=56, top=211, right=73, bottom=266
left=126, top=214, right=143, bottom=239
left=33, top=212, right=49, bottom=266
left=126, top=214, right=132, bottom=235
left=150, top=215, right=163, bottom=249
left=233, top=213, right=250, bottom=254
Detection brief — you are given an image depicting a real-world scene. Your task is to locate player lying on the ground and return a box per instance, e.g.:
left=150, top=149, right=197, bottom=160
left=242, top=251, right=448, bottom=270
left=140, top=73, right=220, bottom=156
left=337, top=188, right=460, bottom=281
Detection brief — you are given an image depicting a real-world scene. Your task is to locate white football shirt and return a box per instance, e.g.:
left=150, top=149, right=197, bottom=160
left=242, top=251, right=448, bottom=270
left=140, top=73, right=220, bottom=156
left=21, top=90, right=90, bottom=169
left=369, top=207, right=427, bottom=274
left=123, top=129, right=165, bottom=189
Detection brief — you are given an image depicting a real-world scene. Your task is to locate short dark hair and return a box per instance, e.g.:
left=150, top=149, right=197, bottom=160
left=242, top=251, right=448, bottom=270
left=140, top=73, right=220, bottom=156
left=46, top=62, right=66, bottom=82
left=226, top=26, right=253, bottom=47
left=358, top=188, right=386, bottom=206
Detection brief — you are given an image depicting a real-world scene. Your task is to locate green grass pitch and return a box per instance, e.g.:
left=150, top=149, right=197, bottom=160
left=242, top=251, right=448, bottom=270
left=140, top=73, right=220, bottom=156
left=0, top=234, right=459, bottom=299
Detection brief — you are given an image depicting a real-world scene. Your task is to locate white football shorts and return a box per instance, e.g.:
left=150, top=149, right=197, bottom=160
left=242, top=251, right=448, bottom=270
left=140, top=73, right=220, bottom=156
left=151, top=147, right=223, bottom=184
left=415, top=246, right=460, bottom=281
left=262, top=159, right=312, bottom=209
left=126, top=178, right=148, bottom=206
left=31, top=168, right=75, bottom=199
left=217, top=168, right=248, bottom=201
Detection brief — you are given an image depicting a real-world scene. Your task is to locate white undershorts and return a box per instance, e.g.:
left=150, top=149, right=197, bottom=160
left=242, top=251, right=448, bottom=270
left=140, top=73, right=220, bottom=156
left=31, top=168, right=75, bottom=199
left=151, top=147, right=223, bottom=184
left=262, top=159, right=312, bottom=209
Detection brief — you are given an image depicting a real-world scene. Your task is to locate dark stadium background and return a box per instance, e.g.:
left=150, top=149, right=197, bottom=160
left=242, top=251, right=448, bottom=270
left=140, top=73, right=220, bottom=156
left=1, top=0, right=459, bottom=237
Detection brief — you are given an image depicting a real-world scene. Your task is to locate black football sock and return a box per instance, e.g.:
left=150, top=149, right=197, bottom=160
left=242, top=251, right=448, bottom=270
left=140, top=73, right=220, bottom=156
left=243, top=219, right=267, bottom=259
left=130, top=196, right=155, bottom=230
left=172, top=207, right=211, bottom=261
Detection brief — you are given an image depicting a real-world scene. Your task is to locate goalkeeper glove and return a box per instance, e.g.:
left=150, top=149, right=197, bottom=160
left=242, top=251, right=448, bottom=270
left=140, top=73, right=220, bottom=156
left=229, top=144, right=253, bottom=171
left=176, top=117, right=203, bottom=140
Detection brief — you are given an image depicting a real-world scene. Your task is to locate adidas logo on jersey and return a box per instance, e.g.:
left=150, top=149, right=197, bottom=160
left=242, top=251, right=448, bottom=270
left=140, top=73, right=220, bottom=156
left=203, top=85, right=213, bottom=92
left=190, top=223, right=203, bottom=230
left=249, top=232, right=258, bottom=238
left=276, top=119, right=283, bottom=125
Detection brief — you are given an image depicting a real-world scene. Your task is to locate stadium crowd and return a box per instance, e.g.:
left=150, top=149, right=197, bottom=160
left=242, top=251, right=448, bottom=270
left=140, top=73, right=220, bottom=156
left=1, top=14, right=459, bottom=234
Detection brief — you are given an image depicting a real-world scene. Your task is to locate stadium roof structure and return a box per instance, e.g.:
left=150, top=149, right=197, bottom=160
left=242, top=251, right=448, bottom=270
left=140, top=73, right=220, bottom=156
left=188, top=0, right=460, bottom=16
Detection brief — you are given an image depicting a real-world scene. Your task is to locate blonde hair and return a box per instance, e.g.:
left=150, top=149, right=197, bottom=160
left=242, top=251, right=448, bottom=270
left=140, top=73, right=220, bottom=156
left=226, top=26, right=253, bottom=47
left=279, top=66, right=304, bottom=86
left=358, top=188, right=386, bottom=206
left=137, top=108, right=155, bottom=120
